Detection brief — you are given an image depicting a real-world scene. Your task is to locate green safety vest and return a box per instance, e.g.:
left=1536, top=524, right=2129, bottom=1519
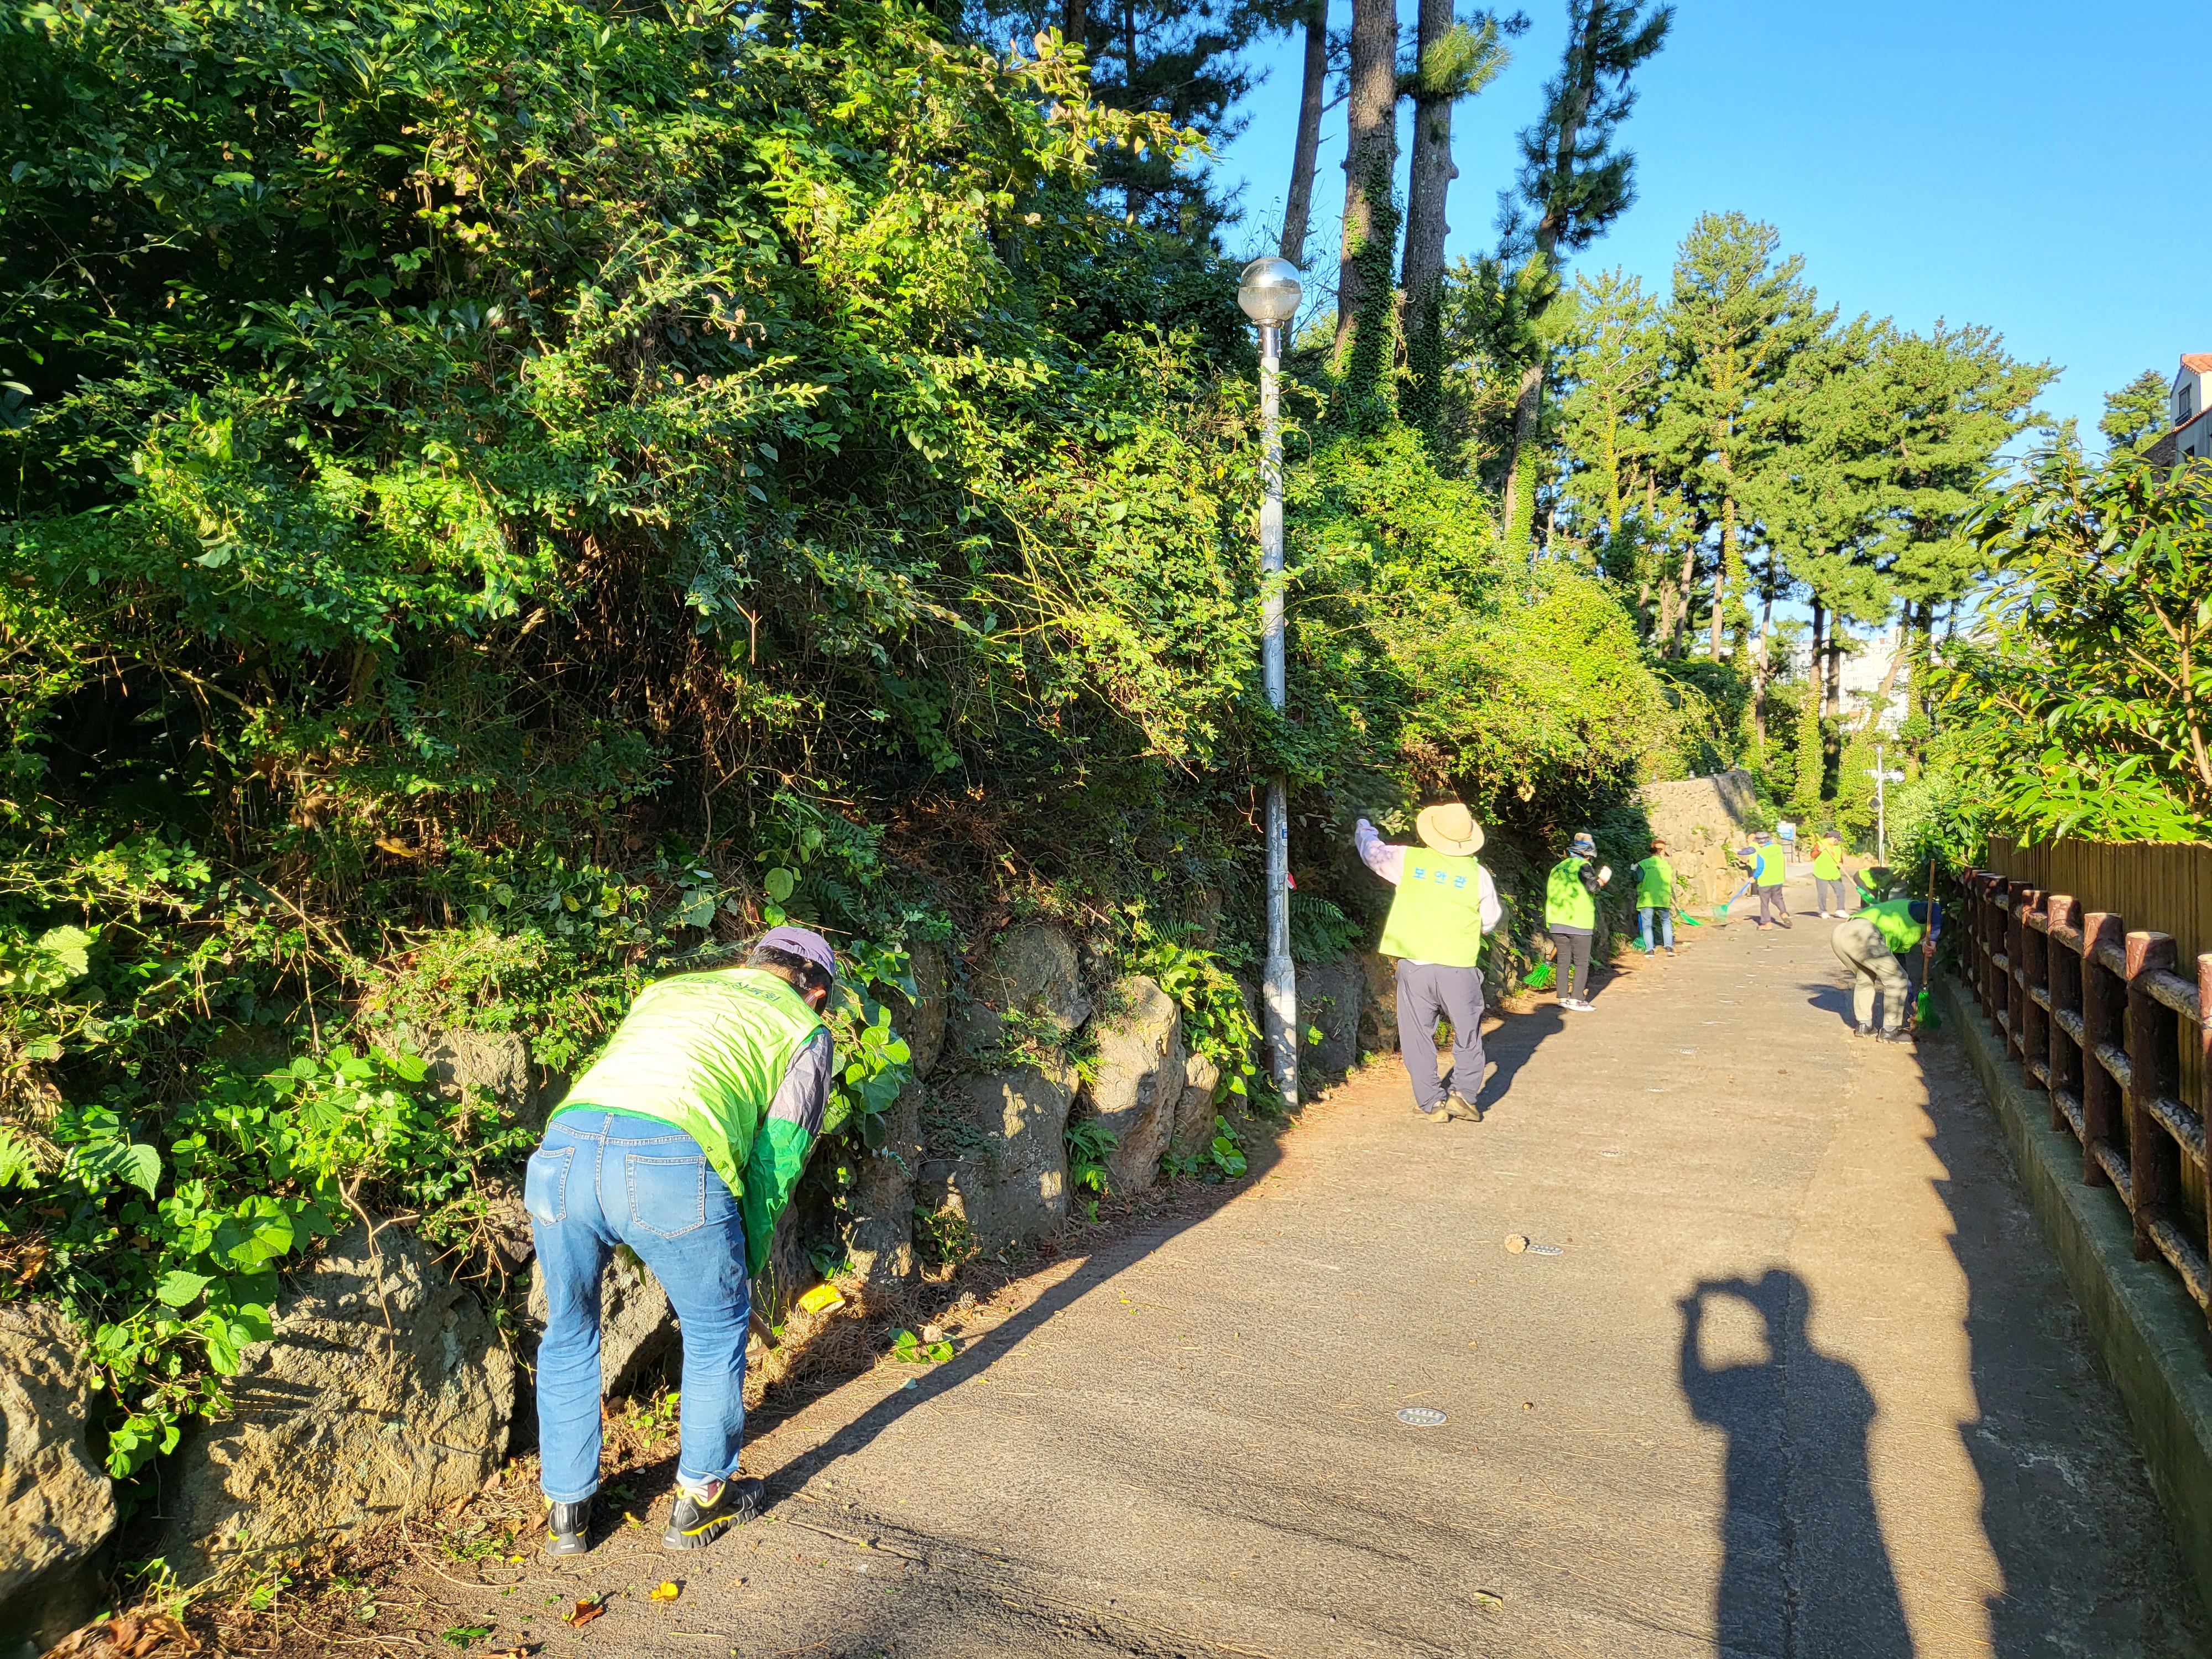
left=1754, top=844, right=1785, bottom=887
left=1862, top=899, right=1925, bottom=956
left=1379, top=852, right=1488, bottom=967
left=1812, top=841, right=1842, bottom=880
left=554, top=967, right=826, bottom=1243
left=1545, top=856, right=1597, bottom=930
left=1634, top=855, right=1673, bottom=907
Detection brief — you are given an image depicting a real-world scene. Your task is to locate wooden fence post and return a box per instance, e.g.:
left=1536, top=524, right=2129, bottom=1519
left=2080, top=912, right=2126, bottom=1190
left=2004, top=880, right=2029, bottom=1061
left=2125, top=932, right=2180, bottom=1263
left=2020, top=887, right=2048, bottom=1087
left=1991, top=876, right=2008, bottom=1022
left=2202, top=952, right=2212, bottom=1285
left=2046, top=895, right=2082, bottom=1137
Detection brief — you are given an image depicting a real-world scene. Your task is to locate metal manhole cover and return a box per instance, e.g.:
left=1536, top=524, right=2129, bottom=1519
left=1396, top=1406, right=1447, bottom=1427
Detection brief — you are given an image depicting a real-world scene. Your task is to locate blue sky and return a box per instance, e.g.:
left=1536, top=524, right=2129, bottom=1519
left=1207, top=0, right=2210, bottom=450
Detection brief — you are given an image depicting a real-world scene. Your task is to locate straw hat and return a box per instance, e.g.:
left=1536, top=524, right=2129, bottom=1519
left=1415, top=802, right=1485, bottom=857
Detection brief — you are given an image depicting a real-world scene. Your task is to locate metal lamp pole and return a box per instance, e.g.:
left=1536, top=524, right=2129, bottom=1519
left=1238, top=257, right=1302, bottom=1109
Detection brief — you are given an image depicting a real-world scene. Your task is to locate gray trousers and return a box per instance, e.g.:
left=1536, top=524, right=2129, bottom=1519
left=1394, top=961, right=1486, bottom=1110
left=1832, top=918, right=1911, bottom=1031
left=1814, top=876, right=1851, bottom=914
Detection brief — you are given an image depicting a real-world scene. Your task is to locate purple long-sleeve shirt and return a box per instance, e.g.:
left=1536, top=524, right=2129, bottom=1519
left=1354, top=818, right=1504, bottom=941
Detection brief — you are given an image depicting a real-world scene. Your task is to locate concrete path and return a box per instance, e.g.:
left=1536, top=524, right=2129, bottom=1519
left=392, top=898, right=2204, bottom=1658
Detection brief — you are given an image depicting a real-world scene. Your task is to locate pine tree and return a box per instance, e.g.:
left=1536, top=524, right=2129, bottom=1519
left=1277, top=0, right=1332, bottom=267
left=1860, top=324, right=2054, bottom=745
left=1653, top=212, right=1829, bottom=665
left=982, top=0, right=1270, bottom=231
left=1400, top=8, right=1510, bottom=447
left=1493, top=0, right=1671, bottom=556
left=1554, top=268, right=1664, bottom=598
left=2099, top=368, right=2169, bottom=457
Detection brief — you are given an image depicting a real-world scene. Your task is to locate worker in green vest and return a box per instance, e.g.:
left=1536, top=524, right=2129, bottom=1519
left=1633, top=837, right=1676, bottom=957
left=1830, top=899, right=1939, bottom=1042
left=1750, top=832, right=1791, bottom=928
left=1812, top=831, right=1850, bottom=917
left=1355, top=803, right=1503, bottom=1122
left=1545, top=830, right=1613, bottom=1011
left=525, top=926, right=838, bottom=1557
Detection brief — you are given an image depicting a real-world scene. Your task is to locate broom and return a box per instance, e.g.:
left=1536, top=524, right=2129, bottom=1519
left=1914, top=852, right=1942, bottom=1031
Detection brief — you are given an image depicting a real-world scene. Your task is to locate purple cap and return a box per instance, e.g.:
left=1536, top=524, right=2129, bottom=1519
left=758, top=924, right=837, bottom=979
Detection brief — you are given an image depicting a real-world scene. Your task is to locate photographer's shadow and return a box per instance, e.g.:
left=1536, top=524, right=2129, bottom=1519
left=1680, top=1270, right=1911, bottom=1657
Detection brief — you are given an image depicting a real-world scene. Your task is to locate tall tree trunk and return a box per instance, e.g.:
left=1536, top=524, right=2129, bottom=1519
left=1824, top=618, right=1841, bottom=716
left=1279, top=0, right=1328, bottom=268
left=1333, top=0, right=1400, bottom=387
left=1747, top=554, right=1773, bottom=747
left=1809, top=598, right=1825, bottom=702
left=1670, top=530, right=1697, bottom=659
left=1399, top=0, right=1457, bottom=442
left=1707, top=494, right=1738, bottom=660
left=1499, top=14, right=1597, bottom=544
left=1061, top=0, right=1087, bottom=49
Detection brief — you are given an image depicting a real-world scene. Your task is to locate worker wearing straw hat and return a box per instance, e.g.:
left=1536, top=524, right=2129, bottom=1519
left=1354, top=803, right=1503, bottom=1123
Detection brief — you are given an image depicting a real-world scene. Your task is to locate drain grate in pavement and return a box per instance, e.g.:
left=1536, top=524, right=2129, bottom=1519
left=1396, top=1406, right=1447, bottom=1427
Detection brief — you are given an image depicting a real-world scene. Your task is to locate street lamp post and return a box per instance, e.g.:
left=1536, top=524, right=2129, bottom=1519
left=1238, top=256, right=1302, bottom=1109
left=1864, top=742, right=1906, bottom=864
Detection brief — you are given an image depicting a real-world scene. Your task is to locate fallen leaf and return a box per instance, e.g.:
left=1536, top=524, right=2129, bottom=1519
left=796, top=1284, right=846, bottom=1315
left=1472, top=1590, right=1505, bottom=1608
left=649, top=1581, right=681, bottom=1603
left=441, top=1626, right=493, bottom=1647
left=566, top=1598, right=605, bottom=1628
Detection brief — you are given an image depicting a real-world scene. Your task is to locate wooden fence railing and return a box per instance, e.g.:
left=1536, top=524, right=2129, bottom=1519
left=1959, top=870, right=2212, bottom=1328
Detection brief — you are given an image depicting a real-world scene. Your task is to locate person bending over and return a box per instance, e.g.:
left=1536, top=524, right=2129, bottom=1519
left=1354, top=804, right=1503, bottom=1123
left=525, top=926, right=838, bottom=1557
left=1830, top=900, right=1938, bottom=1043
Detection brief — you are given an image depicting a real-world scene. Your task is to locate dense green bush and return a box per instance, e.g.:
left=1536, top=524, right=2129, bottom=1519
left=0, top=0, right=1688, bottom=1478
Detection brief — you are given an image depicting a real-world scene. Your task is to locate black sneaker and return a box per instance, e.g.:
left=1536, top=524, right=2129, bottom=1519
left=663, top=1476, right=764, bottom=1551
left=545, top=1497, right=593, bottom=1558
left=1876, top=1027, right=1913, bottom=1045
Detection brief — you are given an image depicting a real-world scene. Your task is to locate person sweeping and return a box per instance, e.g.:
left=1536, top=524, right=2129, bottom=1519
left=1830, top=899, right=1939, bottom=1043
left=524, top=926, right=839, bottom=1558
left=1354, top=804, right=1503, bottom=1122
left=1546, top=831, right=1612, bottom=1011
left=1633, top=838, right=1676, bottom=958
left=1751, top=832, right=1791, bottom=928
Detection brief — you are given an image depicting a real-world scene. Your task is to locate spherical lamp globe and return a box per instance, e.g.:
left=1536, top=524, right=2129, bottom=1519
left=1236, top=257, right=1303, bottom=327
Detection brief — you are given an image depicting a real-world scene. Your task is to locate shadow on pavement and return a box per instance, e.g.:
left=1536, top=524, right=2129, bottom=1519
left=1911, top=1004, right=2210, bottom=1656
left=1477, top=999, right=1563, bottom=1113
left=754, top=1119, right=1302, bottom=1501
left=1798, top=980, right=1854, bottom=1028
left=1678, top=1269, right=1911, bottom=1656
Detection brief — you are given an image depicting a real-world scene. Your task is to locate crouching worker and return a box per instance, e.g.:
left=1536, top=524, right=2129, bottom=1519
left=525, top=926, right=838, bottom=1557
left=1354, top=804, right=1503, bottom=1123
left=1830, top=900, right=1938, bottom=1044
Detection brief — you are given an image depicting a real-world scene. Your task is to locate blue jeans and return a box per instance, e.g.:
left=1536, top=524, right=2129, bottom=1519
left=1639, top=906, right=1673, bottom=951
left=525, top=1110, right=752, bottom=1503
